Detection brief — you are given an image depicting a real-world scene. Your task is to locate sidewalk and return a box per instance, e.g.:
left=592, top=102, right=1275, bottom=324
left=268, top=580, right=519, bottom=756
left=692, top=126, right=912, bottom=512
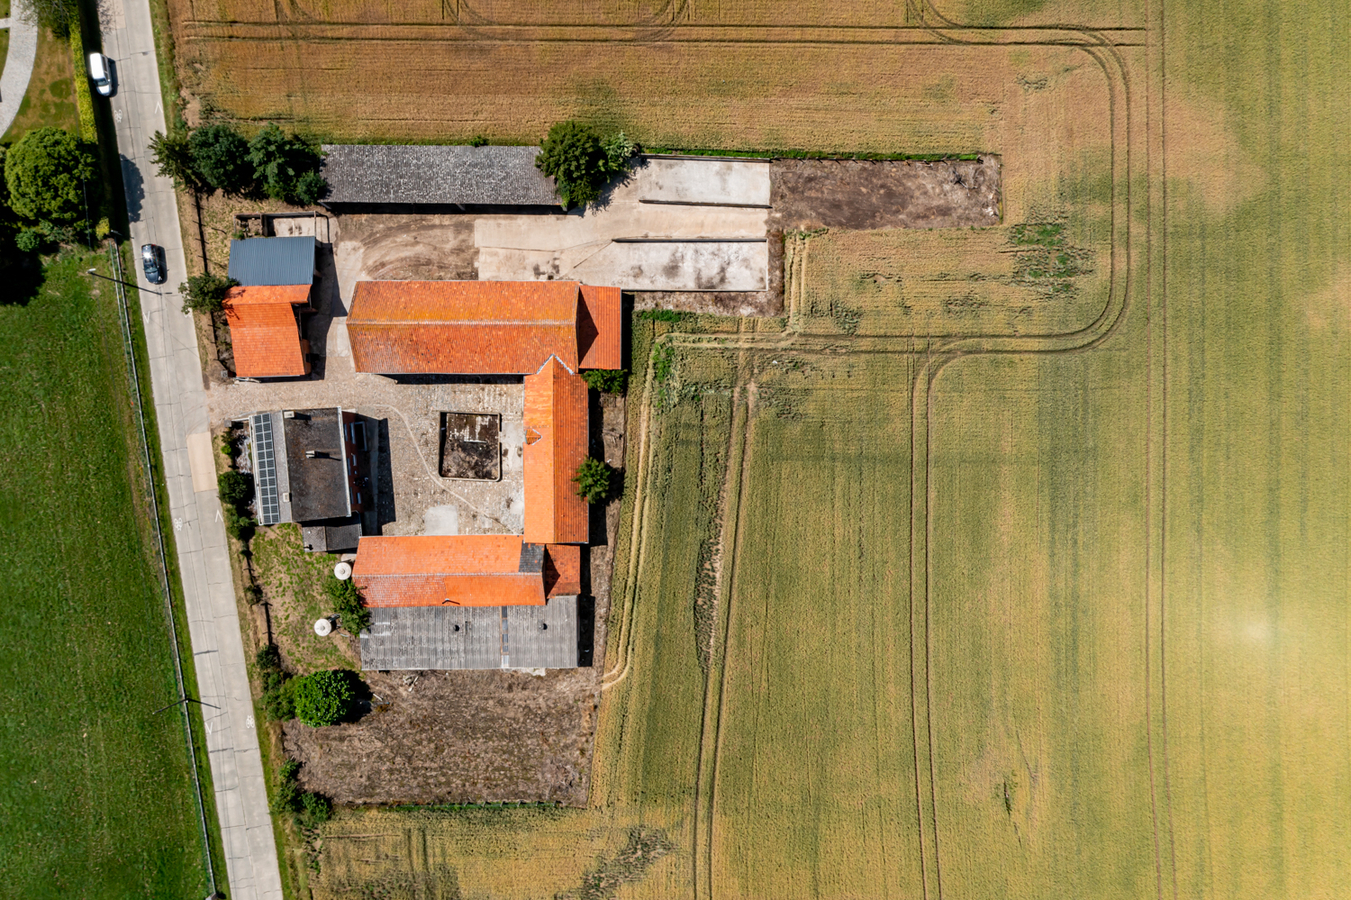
left=0, top=8, right=39, bottom=137
left=99, top=0, right=284, bottom=895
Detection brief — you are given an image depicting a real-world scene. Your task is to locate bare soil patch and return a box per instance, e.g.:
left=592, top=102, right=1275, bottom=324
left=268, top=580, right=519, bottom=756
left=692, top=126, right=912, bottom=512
left=768, top=156, right=1002, bottom=232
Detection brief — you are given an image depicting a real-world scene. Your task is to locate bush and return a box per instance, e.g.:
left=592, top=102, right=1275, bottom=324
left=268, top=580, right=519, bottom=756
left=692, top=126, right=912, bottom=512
left=601, top=131, right=638, bottom=175
left=243, top=583, right=263, bottom=606
left=255, top=644, right=282, bottom=673
left=69, top=29, right=96, bottom=142
left=325, top=576, right=370, bottom=635
left=4, top=128, right=98, bottom=223
left=218, top=470, right=251, bottom=506
left=292, top=670, right=355, bottom=727
left=261, top=673, right=294, bottom=722
left=299, top=791, right=332, bottom=826
left=293, top=170, right=327, bottom=206
left=180, top=272, right=238, bottom=315
left=573, top=456, right=618, bottom=504
left=15, top=229, right=43, bottom=253
left=583, top=369, right=627, bottom=394
left=223, top=506, right=255, bottom=541
left=636, top=308, right=690, bottom=323
left=535, top=120, right=607, bottom=209
left=189, top=124, right=252, bottom=193
left=23, top=0, right=78, bottom=36
left=468, top=134, right=489, bottom=147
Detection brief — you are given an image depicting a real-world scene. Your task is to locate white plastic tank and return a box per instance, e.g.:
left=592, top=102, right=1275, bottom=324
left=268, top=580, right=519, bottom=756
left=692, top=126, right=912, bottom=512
left=334, top=561, right=353, bottom=580
left=313, top=618, right=333, bottom=637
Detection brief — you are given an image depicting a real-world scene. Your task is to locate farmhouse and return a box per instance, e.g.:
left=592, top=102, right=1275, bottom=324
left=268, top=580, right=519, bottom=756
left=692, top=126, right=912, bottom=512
left=224, top=236, right=319, bottom=379
left=345, top=279, right=621, bottom=671
left=248, top=407, right=369, bottom=530
left=319, top=144, right=558, bottom=208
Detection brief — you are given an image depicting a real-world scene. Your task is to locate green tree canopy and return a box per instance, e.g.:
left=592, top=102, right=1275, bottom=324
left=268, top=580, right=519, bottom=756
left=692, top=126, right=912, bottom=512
left=247, top=124, right=323, bottom=203
left=4, top=128, right=97, bottom=223
left=180, top=272, right=238, bottom=315
left=573, top=456, right=619, bottom=504
left=188, top=124, right=252, bottom=194
left=149, top=130, right=200, bottom=190
left=292, top=670, right=356, bottom=727
left=535, top=120, right=607, bottom=208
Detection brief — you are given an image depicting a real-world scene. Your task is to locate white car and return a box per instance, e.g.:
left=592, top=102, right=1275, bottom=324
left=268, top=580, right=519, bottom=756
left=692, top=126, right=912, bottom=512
left=88, top=52, right=114, bottom=97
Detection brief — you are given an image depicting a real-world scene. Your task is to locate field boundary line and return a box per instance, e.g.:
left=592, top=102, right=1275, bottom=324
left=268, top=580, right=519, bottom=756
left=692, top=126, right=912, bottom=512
left=107, top=240, right=218, bottom=897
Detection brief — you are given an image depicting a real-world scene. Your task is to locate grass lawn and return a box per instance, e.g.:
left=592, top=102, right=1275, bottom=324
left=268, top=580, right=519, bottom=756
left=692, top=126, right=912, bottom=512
left=0, top=249, right=213, bottom=896
left=2, top=25, right=78, bottom=143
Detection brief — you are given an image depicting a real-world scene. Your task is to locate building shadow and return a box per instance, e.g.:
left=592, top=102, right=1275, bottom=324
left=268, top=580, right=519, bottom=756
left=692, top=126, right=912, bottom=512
left=576, top=594, right=595, bottom=668
left=373, top=418, right=397, bottom=534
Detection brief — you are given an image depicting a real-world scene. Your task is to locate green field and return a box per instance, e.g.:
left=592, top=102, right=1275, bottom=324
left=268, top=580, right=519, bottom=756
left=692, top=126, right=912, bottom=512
left=0, top=251, right=215, bottom=896
left=309, top=0, right=1348, bottom=896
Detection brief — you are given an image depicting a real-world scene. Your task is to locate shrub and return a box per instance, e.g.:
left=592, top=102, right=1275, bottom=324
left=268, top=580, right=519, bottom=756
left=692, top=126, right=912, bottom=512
left=535, top=120, right=606, bottom=208
left=217, top=470, right=251, bottom=506
left=573, top=456, right=618, bottom=504
left=261, top=673, right=294, bottom=722
left=180, top=272, right=238, bottom=315
left=189, top=124, right=252, bottom=193
left=15, top=229, right=43, bottom=253
left=271, top=771, right=301, bottom=815
left=583, top=369, right=627, bottom=394
left=4, top=128, right=98, bottom=223
left=601, top=131, right=638, bottom=175
left=636, top=308, right=690, bottom=323
left=300, top=791, right=332, bottom=826
left=23, top=0, right=78, bottom=36
left=255, top=644, right=282, bottom=673
left=292, top=670, right=355, bottom=727
left=468, top=134, right=489, bottom=147
left=243, top=583, right=263, bottom=606
left=325, top=576, right=370, bottom=634
left=223, top=506, right=255, bottom=541
left=293, top=170, right=327, bottom=206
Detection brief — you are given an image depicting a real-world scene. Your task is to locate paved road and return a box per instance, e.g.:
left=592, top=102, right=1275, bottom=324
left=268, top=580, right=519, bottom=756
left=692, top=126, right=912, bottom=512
left=0, top=5, right=39, bottom=137
left=100, top=0, right=284, bottom=896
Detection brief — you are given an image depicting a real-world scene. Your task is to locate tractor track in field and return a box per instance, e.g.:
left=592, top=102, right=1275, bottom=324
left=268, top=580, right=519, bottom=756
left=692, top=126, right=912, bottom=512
left=578, top=12, right=1160, bottom=900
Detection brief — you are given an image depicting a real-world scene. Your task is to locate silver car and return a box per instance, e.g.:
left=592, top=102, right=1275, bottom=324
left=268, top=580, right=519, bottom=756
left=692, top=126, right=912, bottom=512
left=88, top=52, right=114, bottom=97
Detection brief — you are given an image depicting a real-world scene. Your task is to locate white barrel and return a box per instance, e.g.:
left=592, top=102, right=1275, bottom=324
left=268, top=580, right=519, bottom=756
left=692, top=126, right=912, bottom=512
left=313, top=618, right=333, bottom=636
left=334, top=562, right=353, bottom=580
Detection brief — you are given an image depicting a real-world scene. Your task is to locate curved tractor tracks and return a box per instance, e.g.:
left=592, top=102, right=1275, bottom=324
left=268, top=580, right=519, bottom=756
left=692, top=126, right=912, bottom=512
left=595, top=13, right=1168, bottom=900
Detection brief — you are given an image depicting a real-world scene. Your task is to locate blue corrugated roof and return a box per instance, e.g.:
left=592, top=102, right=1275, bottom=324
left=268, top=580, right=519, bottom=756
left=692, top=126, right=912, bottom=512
left=227, top=236, right=316, bottom=286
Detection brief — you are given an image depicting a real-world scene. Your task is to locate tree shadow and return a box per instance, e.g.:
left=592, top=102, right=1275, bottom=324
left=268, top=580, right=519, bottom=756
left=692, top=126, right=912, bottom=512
left=119, top=154, right=146, bottom=222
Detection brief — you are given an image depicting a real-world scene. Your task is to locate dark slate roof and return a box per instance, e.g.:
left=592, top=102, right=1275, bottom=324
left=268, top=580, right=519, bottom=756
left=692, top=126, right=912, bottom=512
left=301, top=520, right=363, bottom=553
left=359, top=599, right=580, bottom=670
left=228, top=236, right=316, bottom=286
left=282, top=408, right=352, bottom=522
left=319, top=145, right=559, bottom=206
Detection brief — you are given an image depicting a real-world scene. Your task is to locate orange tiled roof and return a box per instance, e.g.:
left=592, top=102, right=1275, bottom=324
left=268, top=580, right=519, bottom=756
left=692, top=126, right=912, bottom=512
left=346, top=280, right=622, bottom=374
left=544, top=544, right=582, bottom=597
left=353, top=535, right=545, bottom=607
left=224, top=285, right=311, bottom=378
left=523, top=357, right=590, bottom=545
left=578, top=285, right=622, bottom=369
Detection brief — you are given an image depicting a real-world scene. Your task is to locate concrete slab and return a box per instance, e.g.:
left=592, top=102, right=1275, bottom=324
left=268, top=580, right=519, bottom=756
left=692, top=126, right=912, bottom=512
left=186, top=431, right=216, bottom=492
left=639, top=157, right=772, bottom=207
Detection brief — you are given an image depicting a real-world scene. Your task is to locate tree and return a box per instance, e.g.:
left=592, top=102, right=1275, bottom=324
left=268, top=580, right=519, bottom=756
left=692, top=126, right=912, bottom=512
left=188, top=124, right=252, bottom=193
left=573, top=456, right=618, bottom=504
left=293, top=170, right=328, bottom=206
left=149, top=130, right=200, bottom=189
left=180, top=272, right=238, bottom=314
left=582, top=369, right=627, bottom=394
left=247, top=124, right=322, bottom=203
left=535, top=120, right=607, bottom=208
left=217, top=470, right=251, bottom=506
left=324, top=576, right=371, bottom=634
left=4, top=128, right=97, bottom=224
left=292, top=670, right=356, bottom=727
left=21, top=0, right=78, bottom=36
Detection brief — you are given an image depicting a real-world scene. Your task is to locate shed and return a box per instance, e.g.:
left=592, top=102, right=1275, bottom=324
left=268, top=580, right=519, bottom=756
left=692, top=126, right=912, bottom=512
left=319, top=145, right=559, bottom=207
left=227, top=236, right=317, bottom=286
left=360, top=599, right=580, bottom=670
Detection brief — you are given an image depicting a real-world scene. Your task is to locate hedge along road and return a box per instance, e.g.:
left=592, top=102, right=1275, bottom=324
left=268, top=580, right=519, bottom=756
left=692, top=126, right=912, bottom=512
left=99, top=0, right=285, bottom=896
left=0, top=9, right=39, bottom=136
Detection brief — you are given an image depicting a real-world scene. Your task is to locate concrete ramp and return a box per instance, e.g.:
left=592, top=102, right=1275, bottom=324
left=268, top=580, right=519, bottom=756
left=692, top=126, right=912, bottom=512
left=639, top=157, right=772, bottom=207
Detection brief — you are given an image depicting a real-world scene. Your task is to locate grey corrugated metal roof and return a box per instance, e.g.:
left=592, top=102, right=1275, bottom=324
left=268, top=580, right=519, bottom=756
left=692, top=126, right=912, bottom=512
left=228, top=236, right=316, bottom=286
left=360, top=598, right=579, bottom=670
left=320, top=145, right=559, bottom=206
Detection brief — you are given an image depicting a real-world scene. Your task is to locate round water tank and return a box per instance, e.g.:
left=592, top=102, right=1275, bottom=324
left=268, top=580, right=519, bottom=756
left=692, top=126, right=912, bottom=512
left=334, top=562, right=353, bottom=580
left=313, top=618, right=333, bottom=637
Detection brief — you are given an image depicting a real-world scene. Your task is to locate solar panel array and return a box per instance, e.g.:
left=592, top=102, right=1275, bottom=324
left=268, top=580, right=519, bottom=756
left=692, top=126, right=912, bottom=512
left=251, top=413, right=282, bottom=525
